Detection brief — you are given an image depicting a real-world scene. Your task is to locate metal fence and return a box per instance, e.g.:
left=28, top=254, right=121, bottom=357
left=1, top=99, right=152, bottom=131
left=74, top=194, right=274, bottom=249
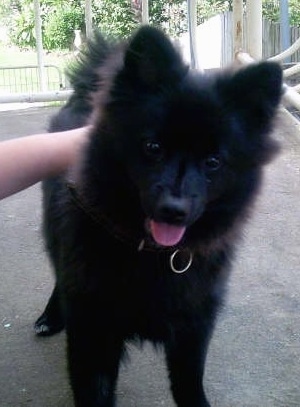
left=0, top=64, right=66, bottom=94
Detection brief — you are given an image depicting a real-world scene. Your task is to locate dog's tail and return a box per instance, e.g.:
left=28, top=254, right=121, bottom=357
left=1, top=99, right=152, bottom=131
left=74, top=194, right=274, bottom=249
left=67, top=32, right=114, bottom=98
left=49, top=32, right=114, bottom=132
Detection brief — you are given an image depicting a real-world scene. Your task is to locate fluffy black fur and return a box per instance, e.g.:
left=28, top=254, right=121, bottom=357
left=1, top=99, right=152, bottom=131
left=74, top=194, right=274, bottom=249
left=35, top=26, right=282, bottom=407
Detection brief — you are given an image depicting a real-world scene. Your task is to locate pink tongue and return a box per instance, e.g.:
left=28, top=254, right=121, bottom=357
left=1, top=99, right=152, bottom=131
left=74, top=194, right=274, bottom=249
left=149, top=220, right=186, bottom=247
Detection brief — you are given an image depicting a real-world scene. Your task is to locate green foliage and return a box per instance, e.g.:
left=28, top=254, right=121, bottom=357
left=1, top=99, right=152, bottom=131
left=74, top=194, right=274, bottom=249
left=2, top=0, right=300, bottom=50
left=149, top=1, right=187, bottom=37
left=43, top=5, right=85, bottom=50
left=197, top=0, right=230, bottom=25
left=5, top=0, right=231, bottom=48
left=263, top=0, right=280, bottom=22
left=147, top=0, right=230, bottom=37
left=288, top=0, right=300, bottom=27
left=263, top=0, right=300, bottom=27
left=9, top=1, right=36, bottom=48
left=0, top=0, right=12, bottom=21
left=92, top=0, right=138, bottom=39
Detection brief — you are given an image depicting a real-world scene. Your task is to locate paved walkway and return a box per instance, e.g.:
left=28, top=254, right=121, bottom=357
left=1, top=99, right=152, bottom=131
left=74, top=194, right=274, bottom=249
left=0, top=106, right=300, bottom=407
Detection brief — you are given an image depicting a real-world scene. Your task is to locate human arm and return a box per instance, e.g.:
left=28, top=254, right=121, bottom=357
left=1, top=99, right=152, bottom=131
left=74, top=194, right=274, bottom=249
left=0, top=126, right=90, bottom=200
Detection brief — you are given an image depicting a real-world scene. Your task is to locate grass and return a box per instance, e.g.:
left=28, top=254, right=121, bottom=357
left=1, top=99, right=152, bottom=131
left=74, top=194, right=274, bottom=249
left=0, top=46, right=75, bottom=93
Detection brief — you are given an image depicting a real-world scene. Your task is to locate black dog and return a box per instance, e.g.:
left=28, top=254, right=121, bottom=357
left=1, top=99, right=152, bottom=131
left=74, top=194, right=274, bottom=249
left=35, top=25, right=282, bottom=407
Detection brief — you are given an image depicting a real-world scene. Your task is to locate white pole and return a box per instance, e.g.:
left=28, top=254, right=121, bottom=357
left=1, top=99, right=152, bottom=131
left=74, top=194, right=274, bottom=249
left=187, top=0, right=198, bottom=69
left=232, top=0, right=244, bottom=58
left=85, top=0, right=93, bottom=38
left=246, top=0, right=262, bottom=59
left=33, top=0, right=46, bottom=91
left=0, top=90, right=73, bottom=104
left=142, top=0, right=149, bottom=24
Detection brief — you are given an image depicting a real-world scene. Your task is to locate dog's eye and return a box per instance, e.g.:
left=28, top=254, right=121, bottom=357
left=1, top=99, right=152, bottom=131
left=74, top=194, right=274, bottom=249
left=144, top=141, right=163, bottom=160
left=205, top=154, right=222, bottom=171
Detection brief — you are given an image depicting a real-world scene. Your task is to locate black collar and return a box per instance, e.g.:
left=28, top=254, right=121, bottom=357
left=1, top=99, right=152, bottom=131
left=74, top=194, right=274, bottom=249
left=66, top=181, right=194, bottom=273
left=67, top=181, right=174, bottom=252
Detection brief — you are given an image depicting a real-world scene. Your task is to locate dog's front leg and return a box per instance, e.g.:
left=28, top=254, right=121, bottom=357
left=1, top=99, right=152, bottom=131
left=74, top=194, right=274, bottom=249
left=164, top=325, right=213, bottom=407
left=34, top=284, right=65, bottom=336
left=65, top=310, right=125, bottom=407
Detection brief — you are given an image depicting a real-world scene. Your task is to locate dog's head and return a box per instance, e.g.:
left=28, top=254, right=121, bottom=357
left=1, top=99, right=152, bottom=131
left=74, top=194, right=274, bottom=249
left=91, top=26, right=282, bottom=248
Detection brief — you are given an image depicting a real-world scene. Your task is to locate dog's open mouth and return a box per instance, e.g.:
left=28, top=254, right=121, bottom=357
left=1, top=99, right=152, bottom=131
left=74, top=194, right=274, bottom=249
left=149, top=220, right=186, bottom=247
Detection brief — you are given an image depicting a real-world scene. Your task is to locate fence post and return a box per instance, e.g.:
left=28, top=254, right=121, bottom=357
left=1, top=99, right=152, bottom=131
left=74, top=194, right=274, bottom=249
left=85, top=0, right=93, bottom=38
left=232, top=0, right=244, bottom=59
left=142, top=0, right=149, bottom=24
left=187, top=0, right=199, bottom=69
left=246, top=0, right=262, bottom=59
left=33, top=0, right=46, bottom=91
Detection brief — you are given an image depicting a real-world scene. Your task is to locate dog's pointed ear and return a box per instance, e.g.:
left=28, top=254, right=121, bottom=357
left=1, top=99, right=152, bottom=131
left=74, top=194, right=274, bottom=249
left=123, top=25, right=188, bottom=89
left=221, top=62, right=283, bottom=165
left=225, top=62, right=283, bottom=133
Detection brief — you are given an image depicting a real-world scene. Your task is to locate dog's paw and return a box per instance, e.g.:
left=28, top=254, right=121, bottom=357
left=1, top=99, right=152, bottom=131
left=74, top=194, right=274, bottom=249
left=34, top=314, right=64, bottom=337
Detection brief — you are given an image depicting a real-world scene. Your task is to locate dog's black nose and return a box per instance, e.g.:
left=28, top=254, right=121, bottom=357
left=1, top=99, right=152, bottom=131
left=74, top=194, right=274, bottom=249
left=156, top=196, right=190, bottom=223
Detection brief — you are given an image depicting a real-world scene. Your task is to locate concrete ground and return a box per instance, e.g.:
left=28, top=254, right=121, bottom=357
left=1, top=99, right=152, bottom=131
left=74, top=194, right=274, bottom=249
left=0, top=106, right=300, bottom=407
